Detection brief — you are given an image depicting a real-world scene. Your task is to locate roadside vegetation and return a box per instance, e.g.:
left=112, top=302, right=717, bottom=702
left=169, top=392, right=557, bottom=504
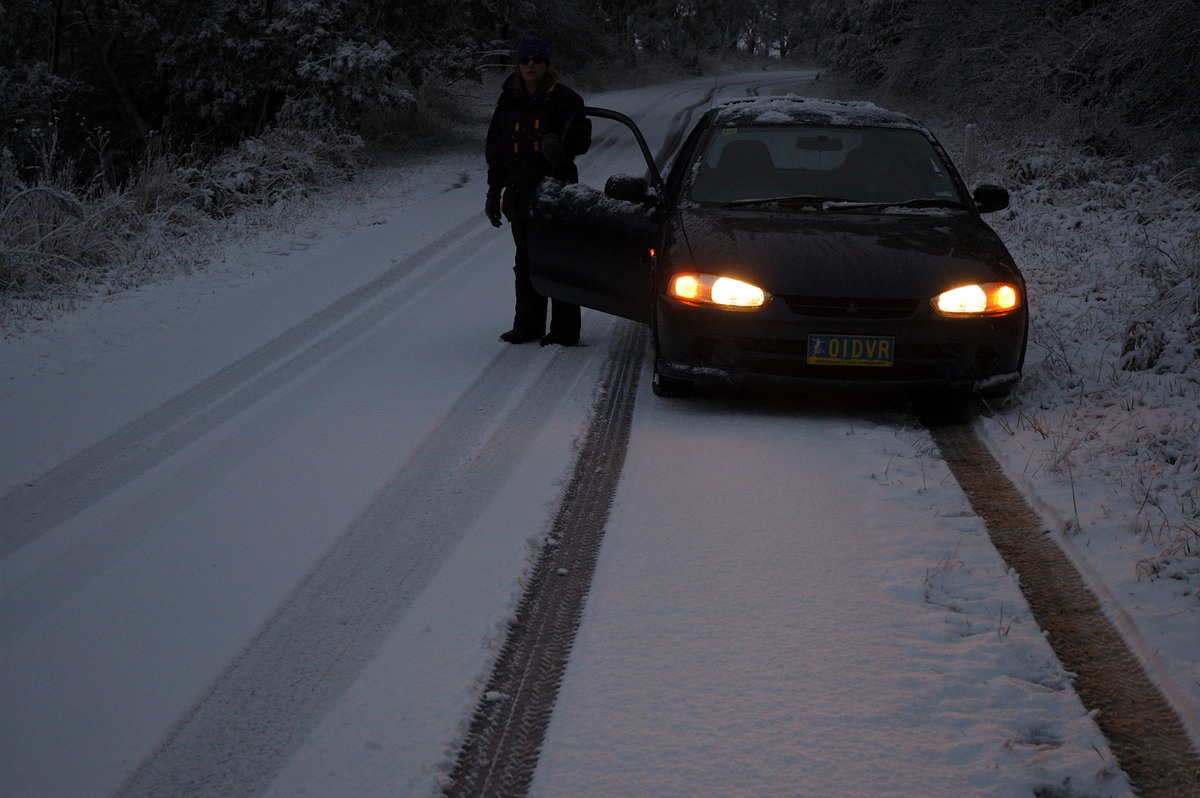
left=988, top=144, right=1198, bottom=572
left=3, top=1, right=1196, bottom=562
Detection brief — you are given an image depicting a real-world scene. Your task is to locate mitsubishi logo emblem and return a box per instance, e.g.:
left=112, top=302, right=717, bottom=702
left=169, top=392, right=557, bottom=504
left=845, top=302, right=859, bottom=315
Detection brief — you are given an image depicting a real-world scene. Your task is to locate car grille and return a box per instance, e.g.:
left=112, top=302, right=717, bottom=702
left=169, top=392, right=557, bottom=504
left=782, top=295, right=920, bottom=319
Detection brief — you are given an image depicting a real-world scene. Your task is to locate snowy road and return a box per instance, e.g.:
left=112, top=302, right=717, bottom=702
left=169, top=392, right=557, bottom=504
left=0, top=71, right=1163, bottom=796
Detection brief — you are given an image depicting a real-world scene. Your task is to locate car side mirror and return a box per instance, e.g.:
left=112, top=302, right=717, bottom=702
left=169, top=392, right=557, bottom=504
left=604, top=174, right=654, bottom=205
left=972, top=184, right=1009, bottom=213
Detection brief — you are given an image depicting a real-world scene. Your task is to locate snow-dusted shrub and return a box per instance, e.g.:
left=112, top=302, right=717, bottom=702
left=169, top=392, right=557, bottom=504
left=125, top=156, right=212, bottom=223
left=1, top=121, right=365, bottom=321
left=0, top=151, right=133, bottom=301
left=355, top=81, right=486, bottom=154
left=201, top=126, right=364, bottom=215
left=288, top=40, right=414, bottom=126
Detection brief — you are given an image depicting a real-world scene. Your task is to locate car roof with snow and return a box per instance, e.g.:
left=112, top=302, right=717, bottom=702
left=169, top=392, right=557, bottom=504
left=707, top=96, right=926, bottom=132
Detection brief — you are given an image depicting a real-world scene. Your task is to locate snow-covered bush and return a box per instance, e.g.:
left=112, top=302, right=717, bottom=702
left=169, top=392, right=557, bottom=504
left=202, top=127, right=365, bottom=215
left=0, top=151, right=132, bottom=302
left=0, top=122, right=365, bottom=322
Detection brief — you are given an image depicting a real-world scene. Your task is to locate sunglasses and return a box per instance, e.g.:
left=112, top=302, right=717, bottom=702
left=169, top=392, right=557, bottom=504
left=518, top=56, right=547, bottom=65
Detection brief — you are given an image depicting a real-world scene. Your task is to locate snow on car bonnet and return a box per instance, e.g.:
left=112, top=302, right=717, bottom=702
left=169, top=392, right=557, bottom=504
left=710, top=96, right=923, bottom=130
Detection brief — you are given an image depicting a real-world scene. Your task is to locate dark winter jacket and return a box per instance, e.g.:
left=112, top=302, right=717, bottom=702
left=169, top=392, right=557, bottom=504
left=485, top=73, right=591, bottom=220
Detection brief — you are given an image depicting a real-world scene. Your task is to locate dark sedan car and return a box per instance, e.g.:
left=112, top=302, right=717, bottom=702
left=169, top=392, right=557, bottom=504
left=527, top=96, right=1027, bottom=398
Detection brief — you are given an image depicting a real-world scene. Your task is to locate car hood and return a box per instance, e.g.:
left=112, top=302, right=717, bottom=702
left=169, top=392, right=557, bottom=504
left=674, top=207, right=1018, bottom=298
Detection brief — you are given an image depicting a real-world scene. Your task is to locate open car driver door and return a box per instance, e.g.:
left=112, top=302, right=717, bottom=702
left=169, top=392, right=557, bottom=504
left=527, top=108, right=664, bottom=325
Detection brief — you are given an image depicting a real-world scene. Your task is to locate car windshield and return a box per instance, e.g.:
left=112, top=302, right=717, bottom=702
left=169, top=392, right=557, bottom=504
left=686, top=125, right=966, bottom=208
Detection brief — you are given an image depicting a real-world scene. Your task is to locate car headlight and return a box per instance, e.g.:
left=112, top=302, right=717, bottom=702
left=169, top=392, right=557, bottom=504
left=933, top=283, right=1020, bottom=316
left=668, top=273, right=770, bottom=310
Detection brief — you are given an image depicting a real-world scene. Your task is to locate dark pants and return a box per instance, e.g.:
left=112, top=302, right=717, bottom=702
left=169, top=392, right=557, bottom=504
left=511, top=221, right=580, bottom=337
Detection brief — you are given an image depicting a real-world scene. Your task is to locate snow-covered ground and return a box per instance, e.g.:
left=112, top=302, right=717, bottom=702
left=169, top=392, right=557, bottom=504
left=1, top=71, right=1196, bottom=797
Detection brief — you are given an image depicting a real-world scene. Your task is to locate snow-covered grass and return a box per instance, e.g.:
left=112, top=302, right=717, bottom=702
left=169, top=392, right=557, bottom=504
left=0, top=124, right=365, bottom=325
left=987, top=142, right=1199, bottom=563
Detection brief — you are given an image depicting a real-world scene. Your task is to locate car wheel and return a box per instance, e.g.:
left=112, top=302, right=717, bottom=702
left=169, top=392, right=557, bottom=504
left=652, top=368, right=693, bottom=398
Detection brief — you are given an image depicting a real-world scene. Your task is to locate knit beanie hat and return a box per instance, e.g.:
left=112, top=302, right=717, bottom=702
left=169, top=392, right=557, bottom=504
left=515, top=36, right=551, bottom=63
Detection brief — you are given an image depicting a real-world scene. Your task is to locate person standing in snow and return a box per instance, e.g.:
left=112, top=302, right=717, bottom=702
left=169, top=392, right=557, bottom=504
left=485, top=35, right=592, bottom=346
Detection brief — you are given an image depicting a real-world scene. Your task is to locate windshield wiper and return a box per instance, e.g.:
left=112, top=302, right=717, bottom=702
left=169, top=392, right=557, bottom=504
left=719, top=194, right=850, bottom=209
left=717, top=196, right=967, bottom=211
left=828, top=198, right=967, bottom=211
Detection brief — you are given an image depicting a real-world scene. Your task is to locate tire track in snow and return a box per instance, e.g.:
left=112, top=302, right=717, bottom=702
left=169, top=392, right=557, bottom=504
left=0, top=214, right=491, bottom=560
left=443, top=321, right=647, bottom=796
left=929, top=421, right=1200, bottom=797
left=113, top=335, right=603, bottom=797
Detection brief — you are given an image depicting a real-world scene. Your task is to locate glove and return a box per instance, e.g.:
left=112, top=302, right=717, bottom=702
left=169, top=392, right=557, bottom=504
left=485, top=187, right=502, bottom=227
left=540, top=133, right=567, bottom=168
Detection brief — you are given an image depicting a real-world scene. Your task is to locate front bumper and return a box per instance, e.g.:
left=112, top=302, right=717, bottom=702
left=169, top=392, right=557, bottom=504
left=654, top=295, right=1027, bottom=394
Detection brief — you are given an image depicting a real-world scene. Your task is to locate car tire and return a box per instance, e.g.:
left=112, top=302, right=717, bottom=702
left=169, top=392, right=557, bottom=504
left=652, top=369, right=693, bottom=398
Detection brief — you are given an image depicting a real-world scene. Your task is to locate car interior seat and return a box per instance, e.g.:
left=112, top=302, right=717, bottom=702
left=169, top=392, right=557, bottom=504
left=691, top=139, right=778, bottom=201
left=836, top=139, right=922, bottom=203
left=716, top=139, right=774, bottom=177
